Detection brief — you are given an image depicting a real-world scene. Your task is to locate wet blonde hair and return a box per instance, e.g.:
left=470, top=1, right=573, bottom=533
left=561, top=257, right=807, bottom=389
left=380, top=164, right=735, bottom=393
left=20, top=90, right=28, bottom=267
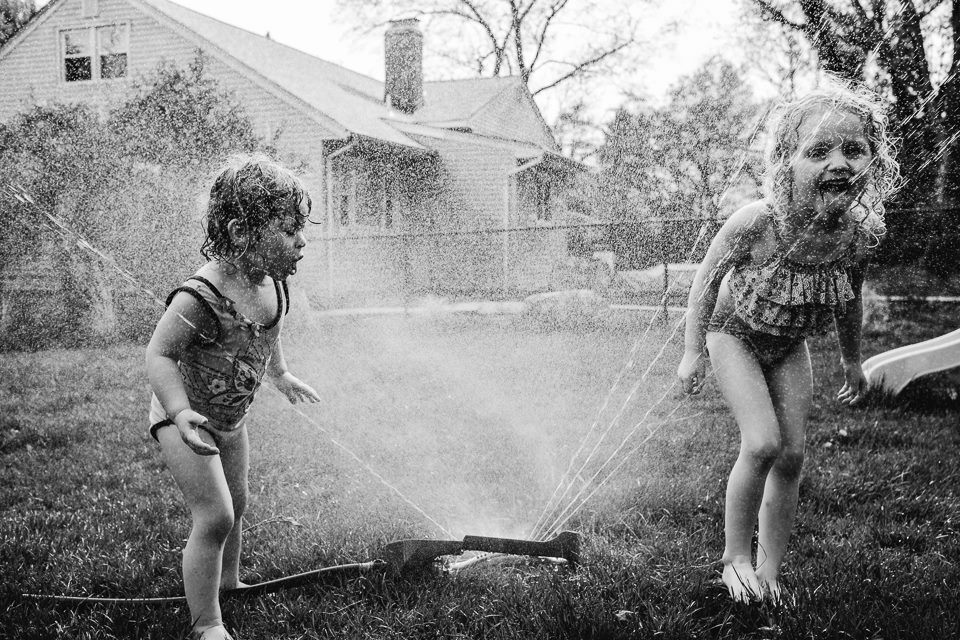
left=763, top=78, right=901, bottom=246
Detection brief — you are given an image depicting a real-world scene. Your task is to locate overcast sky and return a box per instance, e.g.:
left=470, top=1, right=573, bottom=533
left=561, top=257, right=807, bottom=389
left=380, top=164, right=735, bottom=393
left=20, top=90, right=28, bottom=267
left=160, top=0, right=743, bottom=88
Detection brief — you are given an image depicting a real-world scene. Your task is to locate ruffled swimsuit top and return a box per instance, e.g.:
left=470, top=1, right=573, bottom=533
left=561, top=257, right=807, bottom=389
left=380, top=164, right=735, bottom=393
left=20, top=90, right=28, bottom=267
left=168, top=275, right=289, bottom=431
left=726, top=213, right=859, bottom=339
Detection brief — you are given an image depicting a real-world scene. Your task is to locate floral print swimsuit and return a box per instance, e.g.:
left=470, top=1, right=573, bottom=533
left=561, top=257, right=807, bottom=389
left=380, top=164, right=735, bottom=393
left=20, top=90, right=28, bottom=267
left=149, top=275, right=288, bottom=443
left=706, top=212, right=858, bottom=369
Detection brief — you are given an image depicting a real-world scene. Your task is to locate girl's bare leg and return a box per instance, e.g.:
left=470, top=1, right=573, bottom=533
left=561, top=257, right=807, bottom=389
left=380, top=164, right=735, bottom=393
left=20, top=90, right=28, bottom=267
left=707, top=332, right=781, bottom=603
left=157, top=426, right=234, bottom=631
left=756, top=343, right=812, bottom=603
left=218, top=426, right=249, bottom=590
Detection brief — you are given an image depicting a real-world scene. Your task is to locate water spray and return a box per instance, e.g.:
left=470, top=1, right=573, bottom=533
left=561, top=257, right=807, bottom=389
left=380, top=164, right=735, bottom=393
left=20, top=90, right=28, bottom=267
left=3, top=182, right=582, bottom=603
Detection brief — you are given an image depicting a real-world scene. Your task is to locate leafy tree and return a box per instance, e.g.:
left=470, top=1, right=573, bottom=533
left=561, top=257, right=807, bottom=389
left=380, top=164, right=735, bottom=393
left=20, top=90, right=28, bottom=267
left=597, top=59, right=764, bottom=267
left=748, top=0, right=960, bottom=268
left=0, top=56, right=262, bottom=349
left=110, top=55, right=258, bottom=167
left=0, top=0, right=36, bottom=49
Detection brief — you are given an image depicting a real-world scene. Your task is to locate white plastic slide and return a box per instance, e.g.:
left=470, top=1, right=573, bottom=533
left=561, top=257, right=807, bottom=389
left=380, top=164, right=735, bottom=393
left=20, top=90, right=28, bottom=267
left=863, top=328, right=960, bottom=395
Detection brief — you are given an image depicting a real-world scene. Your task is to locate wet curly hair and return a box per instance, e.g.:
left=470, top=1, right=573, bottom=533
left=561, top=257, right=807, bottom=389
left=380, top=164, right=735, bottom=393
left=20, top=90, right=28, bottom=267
left=763, top=77, right=901, bottom=246
left=201, top=154, right=311, bottom=261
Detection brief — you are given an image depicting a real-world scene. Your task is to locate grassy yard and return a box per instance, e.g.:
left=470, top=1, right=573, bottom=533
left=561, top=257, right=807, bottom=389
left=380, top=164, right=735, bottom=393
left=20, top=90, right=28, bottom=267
left=1, top=303, right=958, bottom=639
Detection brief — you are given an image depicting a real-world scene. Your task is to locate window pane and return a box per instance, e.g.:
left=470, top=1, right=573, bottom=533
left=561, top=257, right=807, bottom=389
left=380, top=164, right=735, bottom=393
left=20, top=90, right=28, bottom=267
left=65, top=57, right=92, bottom=81
left=338, top=195, right=350, bottom=226
left=96, top=24, right=128, bottom=54
left=100, top=53, right=127, bottom=78
left=62, top=30, right=91, bottom=56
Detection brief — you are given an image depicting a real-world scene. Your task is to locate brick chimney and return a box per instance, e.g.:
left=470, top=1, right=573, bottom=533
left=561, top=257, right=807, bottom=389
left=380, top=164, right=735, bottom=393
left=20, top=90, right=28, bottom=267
left=384, top=18, right=423, bottom=114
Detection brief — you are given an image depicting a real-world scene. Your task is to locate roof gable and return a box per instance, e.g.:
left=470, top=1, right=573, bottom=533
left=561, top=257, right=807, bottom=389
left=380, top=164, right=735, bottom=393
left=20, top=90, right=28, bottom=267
left=414, top=77, right=556, bottom=149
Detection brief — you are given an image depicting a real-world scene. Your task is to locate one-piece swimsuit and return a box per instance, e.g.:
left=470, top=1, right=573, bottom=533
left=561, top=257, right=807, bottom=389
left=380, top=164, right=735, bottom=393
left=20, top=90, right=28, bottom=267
left=707, top=212, right=859, bottom=368
left=148, top=275, right=288, bottom=444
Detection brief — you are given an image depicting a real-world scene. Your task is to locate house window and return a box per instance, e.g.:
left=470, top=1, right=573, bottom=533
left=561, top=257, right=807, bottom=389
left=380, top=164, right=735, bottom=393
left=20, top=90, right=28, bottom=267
left=354, top=169, right=398, bottom=229
left=336, top=167, right=356, bottom=226
left=97, top=25, right=128, bottom=79
left=62, top=29, right=92, bottom=82
left=535, top=181, right=551, bottom=221
left=61, top=24, right=129, bottom=82
left=338, top=194, right=351, bottom=226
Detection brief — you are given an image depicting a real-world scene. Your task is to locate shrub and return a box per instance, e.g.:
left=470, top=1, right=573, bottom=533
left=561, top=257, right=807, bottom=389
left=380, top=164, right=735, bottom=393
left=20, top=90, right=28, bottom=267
left=0, top=55, right=263, bottom=350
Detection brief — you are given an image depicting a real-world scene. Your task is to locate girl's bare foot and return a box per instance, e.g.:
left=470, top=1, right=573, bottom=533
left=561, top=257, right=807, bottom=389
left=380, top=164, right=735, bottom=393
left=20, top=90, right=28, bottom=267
left=194, top=624, right=235, bottom=640
left=757, top=574, right=783, bottom=605
left=220, top=579, right=250, bottom=591
left=722, top=561, right=762, bottom=603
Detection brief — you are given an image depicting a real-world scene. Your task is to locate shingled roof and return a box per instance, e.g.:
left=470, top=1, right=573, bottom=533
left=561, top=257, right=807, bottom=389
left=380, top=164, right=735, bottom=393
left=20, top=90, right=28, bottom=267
left=137, top=0, right=547, bottom=151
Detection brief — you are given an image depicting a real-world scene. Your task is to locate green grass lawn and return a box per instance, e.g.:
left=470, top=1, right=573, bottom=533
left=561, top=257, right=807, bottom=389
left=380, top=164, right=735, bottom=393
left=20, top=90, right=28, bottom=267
left=1, top=304, right=958, bottom=639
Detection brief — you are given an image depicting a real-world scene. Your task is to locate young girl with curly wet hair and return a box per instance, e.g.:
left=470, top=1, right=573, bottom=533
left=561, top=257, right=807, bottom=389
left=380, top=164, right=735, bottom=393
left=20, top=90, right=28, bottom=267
left=146, top=155, right=321, bottom=639
left=678, top=81, right=900, bottom=604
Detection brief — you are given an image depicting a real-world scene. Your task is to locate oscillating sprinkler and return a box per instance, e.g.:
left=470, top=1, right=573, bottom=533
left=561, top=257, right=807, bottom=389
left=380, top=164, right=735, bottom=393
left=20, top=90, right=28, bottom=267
left=380, top=530, right=580, bottom=574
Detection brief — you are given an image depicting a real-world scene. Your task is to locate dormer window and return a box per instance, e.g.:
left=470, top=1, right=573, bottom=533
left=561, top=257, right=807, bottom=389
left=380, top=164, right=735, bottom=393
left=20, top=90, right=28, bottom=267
left=62, top=29, right=92, bottom=81
left=60, top=24, right=128, bottom=82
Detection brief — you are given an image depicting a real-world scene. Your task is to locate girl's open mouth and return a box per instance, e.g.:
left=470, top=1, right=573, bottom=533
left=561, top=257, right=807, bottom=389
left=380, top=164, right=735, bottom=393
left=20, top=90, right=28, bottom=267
left=819, top=178, right=851, bottom=194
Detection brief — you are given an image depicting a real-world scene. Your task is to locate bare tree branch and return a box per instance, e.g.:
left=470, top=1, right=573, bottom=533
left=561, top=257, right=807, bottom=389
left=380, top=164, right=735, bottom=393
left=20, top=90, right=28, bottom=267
left=528, top=0, right=568, bottom=73
left=532, top=38, right=632, bottom=95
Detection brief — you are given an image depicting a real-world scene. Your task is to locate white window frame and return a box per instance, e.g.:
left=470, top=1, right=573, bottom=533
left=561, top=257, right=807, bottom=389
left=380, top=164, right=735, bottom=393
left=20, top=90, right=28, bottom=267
left=59, top=23, right=130, bottom=84
left=336, top=166, right=403, bottom=231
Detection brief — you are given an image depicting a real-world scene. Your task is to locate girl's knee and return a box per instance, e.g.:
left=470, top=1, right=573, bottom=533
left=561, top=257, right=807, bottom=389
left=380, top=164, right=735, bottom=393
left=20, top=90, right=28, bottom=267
left=741, top=437, right=782, bottom=468
left=773, top=448, right=805, bottom=478
left=194, top=506, right=235, bottom=542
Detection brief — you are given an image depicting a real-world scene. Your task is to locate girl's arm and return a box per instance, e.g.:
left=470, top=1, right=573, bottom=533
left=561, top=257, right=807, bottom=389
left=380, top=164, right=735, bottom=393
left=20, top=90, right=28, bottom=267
left=834, top=258, right=869, bottom=405
left=266, top=329, right=321, bottom=404
left=678, top=204, right=761, bottom=394
left=145, top=293, right=220, bottom=456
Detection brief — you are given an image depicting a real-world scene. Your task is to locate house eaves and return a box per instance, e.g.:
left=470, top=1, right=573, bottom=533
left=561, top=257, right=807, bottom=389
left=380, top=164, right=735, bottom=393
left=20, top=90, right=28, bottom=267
left=387, top=120, right=586, bottom=173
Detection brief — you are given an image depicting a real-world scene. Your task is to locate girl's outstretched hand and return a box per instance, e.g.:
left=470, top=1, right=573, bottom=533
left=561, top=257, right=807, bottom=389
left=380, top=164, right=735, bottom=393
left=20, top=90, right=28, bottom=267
left=678, top=350, right=707, bottom=395
left=837, top=361, right=868, bottom=406
left=272, top=371, right=321, bottom=404
left=172, top=409, right=219, bottom=456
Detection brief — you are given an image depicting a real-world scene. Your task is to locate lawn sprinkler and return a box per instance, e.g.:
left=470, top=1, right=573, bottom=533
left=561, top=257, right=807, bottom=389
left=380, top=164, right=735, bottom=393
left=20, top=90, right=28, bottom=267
left=380, top=530, right=580, bottom=574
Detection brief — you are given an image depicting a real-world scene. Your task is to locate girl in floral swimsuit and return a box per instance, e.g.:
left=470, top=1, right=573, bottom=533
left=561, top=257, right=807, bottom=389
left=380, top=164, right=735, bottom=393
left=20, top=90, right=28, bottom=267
left=677, top=83, right=900, bottom=604
left=146, top=156, right=321, bottom=640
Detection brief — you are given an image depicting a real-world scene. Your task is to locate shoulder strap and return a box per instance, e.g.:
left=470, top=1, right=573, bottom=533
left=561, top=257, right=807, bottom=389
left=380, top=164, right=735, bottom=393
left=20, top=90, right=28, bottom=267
left=188, top=275, right=225, bottom=300
left=165, top=278, right=222, bottom=343
left=281, top=279, right=290, bottom=316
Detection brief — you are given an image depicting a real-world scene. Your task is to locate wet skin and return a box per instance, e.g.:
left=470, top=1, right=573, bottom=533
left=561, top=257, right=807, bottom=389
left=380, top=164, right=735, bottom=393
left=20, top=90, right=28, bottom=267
left=789, top=106, right=874, bottom=228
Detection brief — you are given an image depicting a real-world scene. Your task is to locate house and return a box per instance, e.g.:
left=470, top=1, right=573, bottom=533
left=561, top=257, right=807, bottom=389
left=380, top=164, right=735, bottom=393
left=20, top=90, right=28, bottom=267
left=0, top=0, right=586, bottom=306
